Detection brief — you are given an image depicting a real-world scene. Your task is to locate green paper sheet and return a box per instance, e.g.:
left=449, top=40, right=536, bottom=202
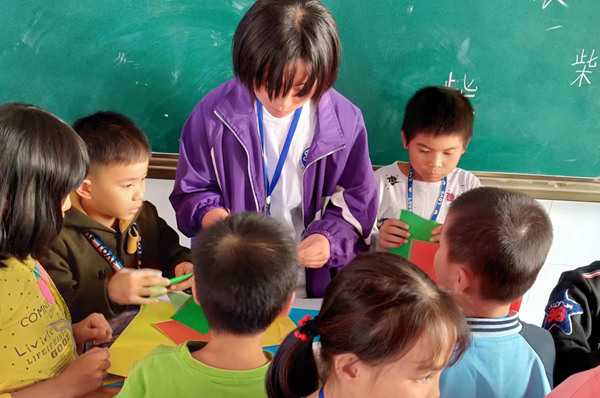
left=172, top=300, right=211, bottom=335
left=388, top=210, right=440, bottom=259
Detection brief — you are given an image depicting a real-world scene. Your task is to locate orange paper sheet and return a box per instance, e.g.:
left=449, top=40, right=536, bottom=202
left=154, top=320, right=211, bottom=344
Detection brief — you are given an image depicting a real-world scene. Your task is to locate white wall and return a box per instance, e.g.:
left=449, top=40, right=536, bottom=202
left=145, top=179, right=191, bottom=249
left=147, top=178, right=600, bottom=326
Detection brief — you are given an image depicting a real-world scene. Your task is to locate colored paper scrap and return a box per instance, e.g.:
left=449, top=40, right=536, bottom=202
left=167, top=291, right=193, bottom=312
left=263, top=315, right=297, bottom=347
left=108, top=301, right=176, bottom=377
left=172, top=300, right=211, bottom=335
left=154, top=319, right=211, bottom=344
left=389, top=210, right=440, bottom=259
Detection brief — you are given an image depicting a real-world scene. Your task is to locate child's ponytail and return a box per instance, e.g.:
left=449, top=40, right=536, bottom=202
left=266, top=316, right=320, bottom=398
left=266, top=253, right=470, bottom=397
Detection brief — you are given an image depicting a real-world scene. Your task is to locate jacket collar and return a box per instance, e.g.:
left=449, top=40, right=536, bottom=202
left=67, top=192, right=138, bottom=234
left=214, top=79, right=346, bottom=164
left=466, top=311, right=522, bottom=338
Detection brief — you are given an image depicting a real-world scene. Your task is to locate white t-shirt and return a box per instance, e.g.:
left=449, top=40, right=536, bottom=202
left=260, top=101, right=316, bottom=242
left=372, top=162, right=481, bottom=251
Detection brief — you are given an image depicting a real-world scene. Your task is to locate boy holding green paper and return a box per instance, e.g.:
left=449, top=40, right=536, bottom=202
left=373, top=86, right=480, bottom=252
left=118, top=212, right=298, bottom=398
left=43, top=111, right=192, bottom=323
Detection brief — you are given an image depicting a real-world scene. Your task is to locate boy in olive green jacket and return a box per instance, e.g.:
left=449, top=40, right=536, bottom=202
left=44, top=112, right=191, bottom=322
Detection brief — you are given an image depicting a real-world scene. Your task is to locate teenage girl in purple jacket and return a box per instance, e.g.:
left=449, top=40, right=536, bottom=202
left=170, top=0, right=378, bottom=297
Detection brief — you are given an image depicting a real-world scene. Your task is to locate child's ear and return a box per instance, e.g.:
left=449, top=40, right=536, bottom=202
left=333, top=353, right=361, bottom=381
left=76, top=178, right=94, bottom=200
left=192, top=281, right=201, bottom=306
left=401, top=131, right=409, bottom=149
left=454, top=265, right=473, bottom=294
left=278, top=292, right=296, bottom=318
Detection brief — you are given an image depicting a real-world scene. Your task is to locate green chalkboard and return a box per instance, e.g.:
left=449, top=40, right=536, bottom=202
left=1, top=1, right=599, bottom=177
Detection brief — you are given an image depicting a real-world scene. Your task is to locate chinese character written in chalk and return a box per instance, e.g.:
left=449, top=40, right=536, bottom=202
left=542, top=0, right=568, bottom=10
left=571, top=49, right=597, bottom=87
left=444, top=71, right=478, bottom=98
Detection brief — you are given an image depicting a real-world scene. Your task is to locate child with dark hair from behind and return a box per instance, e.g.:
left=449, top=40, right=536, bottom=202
left=374, top=86, right=480, bottom=251
left=0, top=103, right=112, bottom=397
left=267, top=252, right=470, bottom=398
left=44, top=111, right=191, bottom=323
left=117, top=212, right=299, bottom=397
left=434, top=187, right=555, bottom=397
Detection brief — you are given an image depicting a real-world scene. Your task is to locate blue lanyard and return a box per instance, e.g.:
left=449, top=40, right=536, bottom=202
left=256, top=99, right=303, bottom=215
left=407, top=166, right=447, bottom=221
left=319, top=386, right=325, bottom=398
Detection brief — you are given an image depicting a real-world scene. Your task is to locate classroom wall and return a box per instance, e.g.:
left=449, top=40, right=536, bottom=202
left=146, top=179, right=600, bottom=326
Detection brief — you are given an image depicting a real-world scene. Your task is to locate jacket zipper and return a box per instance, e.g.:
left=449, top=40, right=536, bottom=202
left=301, top=145, right=346, bottom=228
left=214, top=110, right=260, bottom=211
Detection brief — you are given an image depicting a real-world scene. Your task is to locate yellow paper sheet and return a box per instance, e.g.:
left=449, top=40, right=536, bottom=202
left=109, top=301, right=297, bottom=376
left=262, top=315, right=297, bottom=347
left=108, top=301, right=176, bottom=377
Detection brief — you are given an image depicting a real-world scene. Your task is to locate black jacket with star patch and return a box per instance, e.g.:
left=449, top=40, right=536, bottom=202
left=542, top=261, right=600, bottom=386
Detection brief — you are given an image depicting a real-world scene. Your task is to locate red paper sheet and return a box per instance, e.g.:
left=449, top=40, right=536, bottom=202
left=408, top=240, right=439, bottom=282
left=407, top=240, right=523, bottom=311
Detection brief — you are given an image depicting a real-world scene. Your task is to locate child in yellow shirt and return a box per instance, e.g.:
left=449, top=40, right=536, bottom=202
left=0, top=103, right=112, bottom=397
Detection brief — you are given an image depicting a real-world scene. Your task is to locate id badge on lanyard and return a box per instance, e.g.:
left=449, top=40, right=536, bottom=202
left=256, top=99, right=303, bottom=215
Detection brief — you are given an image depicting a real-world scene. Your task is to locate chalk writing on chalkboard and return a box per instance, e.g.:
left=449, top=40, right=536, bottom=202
left=444, top=71, right=478, bottom=98
left=542, top=0, right=568, bottom=10
left=571, top=49, right=597, bottom=87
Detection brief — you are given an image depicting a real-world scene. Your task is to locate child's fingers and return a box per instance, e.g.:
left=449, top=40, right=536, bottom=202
left=143, top=286, right=167, bottom=297
left=384, top=219, right=410, bottom=230
left=381, top=223, right=410, bottom=239
left=170, top=277, right=193, bottom=291
left=134, top=296, right=160, bottom=305
left=141, top=274, right=170, bottom=286
left=379, top=236, right=408, bottom=250
left=380, top=232, right=408, bottom=245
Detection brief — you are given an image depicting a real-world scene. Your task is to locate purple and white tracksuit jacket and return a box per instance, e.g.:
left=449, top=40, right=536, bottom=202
left=170, top=79, right=378, bottom=297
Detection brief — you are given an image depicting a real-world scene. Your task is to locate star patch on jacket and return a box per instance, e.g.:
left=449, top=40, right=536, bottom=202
left=543, top=289, right=584, bottom=335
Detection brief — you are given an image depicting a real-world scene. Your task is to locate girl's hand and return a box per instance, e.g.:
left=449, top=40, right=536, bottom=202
left=378, top=219, right=411, bottom=249
left=169, top=261, right=194, bottom=291
left=298, top=234, right=330, bottom=268
left=10, top=348, right=111, bottom=398
left=56, top=347, right=111, bottom=398
left=72, top=313, right=112, bottom=353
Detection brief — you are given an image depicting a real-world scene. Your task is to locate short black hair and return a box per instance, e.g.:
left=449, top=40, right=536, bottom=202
left=193, top=212, right=299, bottom=334
left=72, top=111, right=151, bottom=166
left=446, top=187, right=553, bottom=303
left=0, top=103, right=88, bottom=263
left=233, top=0, right=341, bottom=103
left=402, top=86, right=474, bottom=145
